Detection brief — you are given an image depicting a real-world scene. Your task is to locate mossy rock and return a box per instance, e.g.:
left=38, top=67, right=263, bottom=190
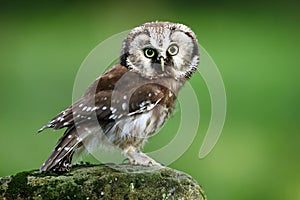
left=0, top=164, right=207, bottom=200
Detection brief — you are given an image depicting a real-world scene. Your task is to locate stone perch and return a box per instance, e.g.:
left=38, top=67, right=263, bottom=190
left=0, top=164, right=206, bottom=200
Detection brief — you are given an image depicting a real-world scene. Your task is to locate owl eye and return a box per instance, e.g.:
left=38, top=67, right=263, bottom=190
left=144, top=48, right=156, bottom=58
left=167, top=45, right=179, bottom=56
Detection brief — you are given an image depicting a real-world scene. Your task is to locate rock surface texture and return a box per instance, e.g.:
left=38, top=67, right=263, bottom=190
left=0, top=164, right=206, bottom=200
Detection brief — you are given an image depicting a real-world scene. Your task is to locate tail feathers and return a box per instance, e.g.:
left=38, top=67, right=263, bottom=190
left=37, top=124, right=54, bottom=133
left=40, top=127, right=82, bottom=173
left=37, top=107, right=73, bottom=134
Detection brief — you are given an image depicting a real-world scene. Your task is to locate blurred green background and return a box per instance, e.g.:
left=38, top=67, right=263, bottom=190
left=0, top=0, right=299, bottom=199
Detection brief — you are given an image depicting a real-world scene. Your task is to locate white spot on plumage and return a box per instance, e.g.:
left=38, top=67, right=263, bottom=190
left=122, top=103, right=127, bottom=111
left=64, top=147, right=70, bottom=151
left=84, top=127, right=92, bottom=133
left=63, top=122, right=69, bottom=126
left=148, top=93, right=152, bottom=97
left=102, top=106, right=107, bottom=110
left=140, top=100, right=150, bottom=108
left=86, top=107, right=92, bottom=112
left=79, top=104, right=83, bottom=108
left=109, top=114, right=117, bottom=120
left=76, top=137, right=83, bottom=142
left=82, top=106, right=87, bottom=111
left=110, top=107, right=117, bottom=113
left=87, top=117, right=91, bottom=120
left=91, top=107, right=99, bottom=111
left=68, top=135, right=72, bottom=139
left=58, top=147, right=62, bottom=151
left=123, top=95, right=127, bottom=100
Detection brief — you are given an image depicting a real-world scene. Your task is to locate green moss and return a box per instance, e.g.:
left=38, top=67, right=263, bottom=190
left=5, top=171, right=35, bottom=200
left=73, top=179, right=82, bottom=186
left=1, top=164, right=206, bottom=199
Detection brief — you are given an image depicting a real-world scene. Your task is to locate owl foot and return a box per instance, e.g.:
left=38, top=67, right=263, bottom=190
left=123, top=145, right=162, bottom=167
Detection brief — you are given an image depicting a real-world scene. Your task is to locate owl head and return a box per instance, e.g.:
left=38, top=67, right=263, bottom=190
left=120, top=22, right=199, bottom=80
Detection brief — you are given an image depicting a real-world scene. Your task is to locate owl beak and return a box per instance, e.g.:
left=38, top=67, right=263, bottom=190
left=159, top=57, right=165, bottom=72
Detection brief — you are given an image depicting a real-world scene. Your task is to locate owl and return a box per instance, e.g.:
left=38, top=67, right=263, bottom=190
left=38, top=22, right=199, bottom=172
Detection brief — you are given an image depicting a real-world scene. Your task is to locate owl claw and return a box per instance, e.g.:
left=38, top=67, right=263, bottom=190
left=122, top=158, right=130, bottom=164
left=123, top=146, right=162, bottom=167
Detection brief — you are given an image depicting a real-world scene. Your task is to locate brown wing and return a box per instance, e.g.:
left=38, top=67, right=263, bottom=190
left=37, top=64, right=126, bottom=132
left=37, top=64, right=174, bottom=133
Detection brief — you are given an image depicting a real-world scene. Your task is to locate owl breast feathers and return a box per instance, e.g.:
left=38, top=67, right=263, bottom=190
left=38, top=21, right=199, bottom=172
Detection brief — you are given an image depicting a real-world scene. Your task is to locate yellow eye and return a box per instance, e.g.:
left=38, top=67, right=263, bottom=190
left=144, top=48, right=156, bottom=58
left=167, top=45, right=179, bottom=56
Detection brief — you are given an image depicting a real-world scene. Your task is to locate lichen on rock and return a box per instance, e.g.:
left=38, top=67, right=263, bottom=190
left=0, top=164, right=206, bottom=200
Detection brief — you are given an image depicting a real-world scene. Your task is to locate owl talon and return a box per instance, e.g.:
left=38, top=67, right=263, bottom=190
left=122, top=158, right=130, bottom=164
left=148, top=161, right=153, bottom=167
left=123, top=146, right=162, bottom=167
